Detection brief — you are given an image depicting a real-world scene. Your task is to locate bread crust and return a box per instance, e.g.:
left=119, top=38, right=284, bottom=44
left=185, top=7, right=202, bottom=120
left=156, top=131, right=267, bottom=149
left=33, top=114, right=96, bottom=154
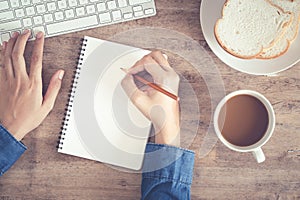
left=214, top=0, right=264, bottom=59
left=214, top=0, right=294, bottom=59
left=257, top=40, right=291, bottom=59
left=215, top=0, right=262, bottom=59
left=214, top=19, right=263, bottom=59
left=257, top=0, right=297, bottom=59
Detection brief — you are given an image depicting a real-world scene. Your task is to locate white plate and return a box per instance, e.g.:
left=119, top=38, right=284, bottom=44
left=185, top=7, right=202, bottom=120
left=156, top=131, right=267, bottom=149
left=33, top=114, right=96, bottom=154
left=200, top=0, right=300, bottom=75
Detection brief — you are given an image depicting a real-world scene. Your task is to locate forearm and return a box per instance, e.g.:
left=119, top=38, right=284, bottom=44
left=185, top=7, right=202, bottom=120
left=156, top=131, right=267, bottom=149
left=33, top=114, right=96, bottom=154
left=141, top=143, right=195, bottom=200
left=0, top=124, right=27, bottom=176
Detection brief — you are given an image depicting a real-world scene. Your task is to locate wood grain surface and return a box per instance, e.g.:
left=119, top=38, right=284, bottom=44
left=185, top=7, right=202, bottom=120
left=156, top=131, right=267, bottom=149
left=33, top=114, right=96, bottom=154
left=0, top=0, right=299, bottom=199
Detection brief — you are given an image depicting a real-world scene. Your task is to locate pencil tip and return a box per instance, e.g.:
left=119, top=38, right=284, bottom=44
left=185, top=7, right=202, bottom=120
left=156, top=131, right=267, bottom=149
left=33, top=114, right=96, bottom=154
left=120, top=68, right=127, bottom=73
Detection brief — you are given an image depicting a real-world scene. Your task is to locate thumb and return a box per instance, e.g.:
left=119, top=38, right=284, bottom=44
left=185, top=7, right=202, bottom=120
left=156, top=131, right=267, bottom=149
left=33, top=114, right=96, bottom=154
left=42, top=70, right=64, bottom=113
left=121, top=74, right=151, bottom=118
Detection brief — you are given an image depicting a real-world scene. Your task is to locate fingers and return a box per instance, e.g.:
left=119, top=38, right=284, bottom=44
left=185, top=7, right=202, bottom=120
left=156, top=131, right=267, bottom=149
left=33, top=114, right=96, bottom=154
left=144, top=62, right=165, bottom=83
left=150, top=51, right=172, bottom=71
left=121, top=74, right=150, bottom=116
left=2, top=30, right=44, bottom=81
left=126, top=59, right=146, bottom=74
left=0, top=43, right=5, bottom=82
left=127, top=54, right=165, bottom=83
left=4, top=32, right=19, bottom=78
left=1, top=42, right=6, bottom=62
left=124, top=50, right=179, bottom=91
left=12, top=30, right=31, bottom=79
left=29, top=32, right=44, bottom=81
left=121, top=74, right=148, bottom=102
left=127, top=53, right=163, bottom=75
left=42, top=70, right=64, bottom=113
left=127, top=51, right=172, bottom=80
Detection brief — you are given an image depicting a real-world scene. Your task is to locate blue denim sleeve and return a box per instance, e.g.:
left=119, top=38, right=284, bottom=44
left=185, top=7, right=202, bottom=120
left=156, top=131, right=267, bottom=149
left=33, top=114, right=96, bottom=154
left=141, top=143, right=195, bottom=200
left=0, top=125, right=27, bottom=176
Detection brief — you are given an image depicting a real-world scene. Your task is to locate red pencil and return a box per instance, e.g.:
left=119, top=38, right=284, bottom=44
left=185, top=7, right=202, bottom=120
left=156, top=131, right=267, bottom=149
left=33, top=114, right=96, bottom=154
left=121, top=68, right=179, bottom=101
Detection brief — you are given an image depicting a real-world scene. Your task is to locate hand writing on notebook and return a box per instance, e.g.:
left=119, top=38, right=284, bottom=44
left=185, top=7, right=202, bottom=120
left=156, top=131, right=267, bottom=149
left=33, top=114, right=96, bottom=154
left=0, top=30, right=64, bottom=141
left=121, top=51, right=180, bottom=147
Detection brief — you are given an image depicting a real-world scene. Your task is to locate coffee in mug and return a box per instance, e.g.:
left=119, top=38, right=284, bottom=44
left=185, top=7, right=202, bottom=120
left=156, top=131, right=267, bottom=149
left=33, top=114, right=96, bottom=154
left=214, top=90, right=275, bottom=163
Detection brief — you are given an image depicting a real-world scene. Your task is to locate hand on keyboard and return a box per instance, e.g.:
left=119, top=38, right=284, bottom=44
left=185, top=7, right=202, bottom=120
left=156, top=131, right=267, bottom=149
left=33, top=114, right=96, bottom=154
left=0, top=30, right=64, bottom=140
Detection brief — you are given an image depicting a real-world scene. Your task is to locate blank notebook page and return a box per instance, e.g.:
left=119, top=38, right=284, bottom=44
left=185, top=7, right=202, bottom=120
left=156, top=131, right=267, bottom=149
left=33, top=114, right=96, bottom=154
left=58, top=36, right=151, bottom=170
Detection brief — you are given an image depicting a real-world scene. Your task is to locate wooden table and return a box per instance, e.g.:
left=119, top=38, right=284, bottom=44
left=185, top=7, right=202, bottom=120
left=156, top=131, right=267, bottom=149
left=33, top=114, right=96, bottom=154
left=1, top=0, right=299, bottom=199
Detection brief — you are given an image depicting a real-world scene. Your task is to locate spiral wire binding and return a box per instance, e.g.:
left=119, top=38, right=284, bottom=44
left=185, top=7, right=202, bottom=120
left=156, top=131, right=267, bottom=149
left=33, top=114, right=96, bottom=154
left=57, top=38, right=88, bottom=150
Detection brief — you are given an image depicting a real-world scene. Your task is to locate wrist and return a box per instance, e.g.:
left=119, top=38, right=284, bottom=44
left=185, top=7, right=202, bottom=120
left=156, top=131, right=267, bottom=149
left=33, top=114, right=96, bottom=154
left=1, top=122, right=25, bottom=141
left=154, top=124, right=180, bottom=147
left=9, top=130, right=25, bottom=141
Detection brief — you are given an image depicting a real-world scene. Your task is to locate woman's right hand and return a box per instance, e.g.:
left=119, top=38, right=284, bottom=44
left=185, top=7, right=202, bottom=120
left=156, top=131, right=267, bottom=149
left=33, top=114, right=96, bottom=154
left=121, top=51, right=181, bottom=147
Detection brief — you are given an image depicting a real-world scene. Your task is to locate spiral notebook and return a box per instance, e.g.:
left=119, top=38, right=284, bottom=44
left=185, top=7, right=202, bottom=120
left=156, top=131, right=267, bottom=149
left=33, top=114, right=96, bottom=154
left=57, top=36, right=152, bottom=170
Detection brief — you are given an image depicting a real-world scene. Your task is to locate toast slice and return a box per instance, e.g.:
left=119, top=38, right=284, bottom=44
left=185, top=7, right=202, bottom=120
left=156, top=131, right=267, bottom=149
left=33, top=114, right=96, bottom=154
left=215, top=0, right=292, bottom=59
left=257, top=37, right=291, bottom=59
left=258, top=0, right=300, bottom=59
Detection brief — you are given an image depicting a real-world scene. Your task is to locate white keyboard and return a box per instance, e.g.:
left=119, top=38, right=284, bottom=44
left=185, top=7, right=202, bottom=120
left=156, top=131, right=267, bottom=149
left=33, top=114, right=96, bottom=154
left=0, top=0, right=156, bottom=44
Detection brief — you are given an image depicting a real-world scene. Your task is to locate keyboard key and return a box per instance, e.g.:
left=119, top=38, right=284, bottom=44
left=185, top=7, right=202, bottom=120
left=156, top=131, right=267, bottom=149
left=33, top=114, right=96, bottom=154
left=21, top=0, right=31, bottom=6
left=117, top=0, right=127, bottom=8
left=0, top=1, right=10, bottom=11
left=68, top=0, right=78, bottom=7
left=86, top=5, right=96, bottom=14
left=23, top=18, right=33, bottom=27
left=107, top=1, right=117, bottom=10
left=144, top=8, right=154, bottom=15
left=44, top=14, right=54, bottom=22
left=46, top=15, right=98, bottom=35
left=33, top=16, right=43, bottom=25
left=32, top=26, right=45, bottom=37
left=112, top=10, right=121, bottom=21
left=0, top=0, right=156, bottom=43
left=134, top=11, right=143, bottom=17
left=26, top=7, right=36, bottom=16
left=32, top=0, right=42, bottom=4
left=0, top=11, right=14, bottom=22
left=129, top=0, right=151, bottom=6
left=1, top=33, right=10, bottom=42
left=75, top=7, right=85, bottom=16
left=65, top=9, right=75, bottom=19
left=0, top=20, right=22, bottom=32
left=36, top=4, right=46, bottom=14
left=54, top=11, right=64, bottom=21
left=47, top=2, right=57, bottom=11
left=10, top=0, right=20, bottom=8
left=99, top=12, right=111, bottom=23
left=15, top=9, right=25, bottom=18
left=97, top=3, right=106, bottom=12
left=79, top=0, right=88, bottom=5
left=133, top=6, right=142, bottom=12
left=124, top=12, right=133, bottom=19
left=58, top=0, right=67, bottom=9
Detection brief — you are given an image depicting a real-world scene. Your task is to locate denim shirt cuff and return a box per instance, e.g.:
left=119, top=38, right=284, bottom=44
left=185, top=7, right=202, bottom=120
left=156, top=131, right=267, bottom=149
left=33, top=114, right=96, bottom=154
left=142, top=143, right=195, bottom=186
left=0, top=125, right=27, bottom=176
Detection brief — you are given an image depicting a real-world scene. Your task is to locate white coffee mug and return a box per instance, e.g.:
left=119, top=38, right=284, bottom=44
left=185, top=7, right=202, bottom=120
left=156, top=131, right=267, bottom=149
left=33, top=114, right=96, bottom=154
left=214, top=90, right=276, bottom=163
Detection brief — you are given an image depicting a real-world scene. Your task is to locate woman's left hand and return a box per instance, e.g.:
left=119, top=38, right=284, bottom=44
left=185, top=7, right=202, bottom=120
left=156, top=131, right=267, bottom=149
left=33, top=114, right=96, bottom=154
left=0, top=30, right=64, bottom=140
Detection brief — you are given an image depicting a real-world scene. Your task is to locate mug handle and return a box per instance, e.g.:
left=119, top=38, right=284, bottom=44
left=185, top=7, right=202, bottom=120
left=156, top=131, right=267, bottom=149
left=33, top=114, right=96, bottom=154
left=252, top=148, right=265, bottom=163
